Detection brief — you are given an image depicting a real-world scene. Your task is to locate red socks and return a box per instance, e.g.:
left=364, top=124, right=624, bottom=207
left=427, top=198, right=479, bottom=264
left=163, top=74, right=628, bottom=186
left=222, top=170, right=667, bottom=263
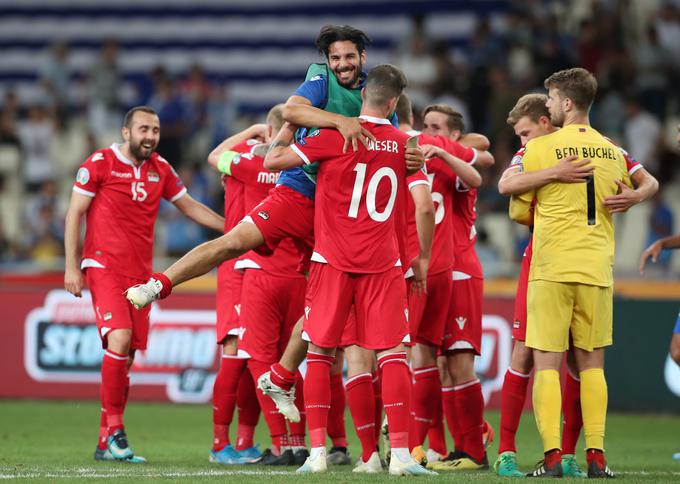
left=454, top=379, right=485, bottom=461
left=248, top=359, right=289, bottom=452
left=328, top=371, right=348, bottom=448
left=562, top=372, right=583, bottom=455
left=498, top=368, right=530, bottom=454
left=427, top=394, right=447, bottom=456
left=235, top=366, right=260, bottom=450
left=442, top=386, right=462, bottom=450
left=98, top=383, right=108, bottom=450
left=101, top=349, right=129, bottom=434
left=372, top=371, right=383, bottom=441
left=410, top=365, right=440, bottom=449
left=378, top=352, right=411, bottom=450
left=288, top=371, right=307, bottom=447
left=270, top=362, right=297, bottom=392
left=212, top=355, right=247, bottom=451
left=304, top=352, right=335, bottom=448
left=346, top=373, right=377, bottom=462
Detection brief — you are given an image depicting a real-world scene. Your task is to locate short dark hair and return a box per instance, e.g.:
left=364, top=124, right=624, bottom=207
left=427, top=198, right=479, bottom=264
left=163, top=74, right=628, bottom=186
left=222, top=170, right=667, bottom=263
left=395, top=94, right=413, bottom=125
left=507, top=93, right=549, bottom=126
left=544, top=68, right=597, bottom=112
left=422, top=104, right=464, bottom=132
left=364, top=64, right=407, bottom=108
left=123, top=106, right=157, bottom=128
left=315, top=25, right=371, bottom=58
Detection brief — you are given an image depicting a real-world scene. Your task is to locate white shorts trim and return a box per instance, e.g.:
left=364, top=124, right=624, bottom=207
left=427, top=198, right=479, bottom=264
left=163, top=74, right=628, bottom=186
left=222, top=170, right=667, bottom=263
left=447, top=340, right=474, bottom=351
left=452, top=271, right=472, bottom=281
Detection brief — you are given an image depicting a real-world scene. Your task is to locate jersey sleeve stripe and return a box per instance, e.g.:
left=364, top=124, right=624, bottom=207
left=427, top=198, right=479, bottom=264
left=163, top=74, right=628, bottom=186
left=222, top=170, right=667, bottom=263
left=469, top=148, right=479, bottom=165
left=169, top=186, right=187, bottom=203
left=408, top=179, right=430, bottom=190
left=73, top=186, right=96, bottom=197
left=628, top=163, right=643, bottom=176
left=290, top=144, right=311, bottom=165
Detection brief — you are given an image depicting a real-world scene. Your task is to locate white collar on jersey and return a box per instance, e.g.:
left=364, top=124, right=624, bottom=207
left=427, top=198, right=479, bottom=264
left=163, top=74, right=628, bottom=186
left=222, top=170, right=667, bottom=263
left=111, top=143, right=148, bottom=168
left=358, top=115, right=391, bottom=125
left=406, top=129, right=421, bottom=136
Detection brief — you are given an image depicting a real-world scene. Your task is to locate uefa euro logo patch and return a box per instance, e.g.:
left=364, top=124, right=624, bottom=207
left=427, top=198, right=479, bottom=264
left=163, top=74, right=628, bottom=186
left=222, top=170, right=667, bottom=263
left=76, top=167, right=90, bottom=185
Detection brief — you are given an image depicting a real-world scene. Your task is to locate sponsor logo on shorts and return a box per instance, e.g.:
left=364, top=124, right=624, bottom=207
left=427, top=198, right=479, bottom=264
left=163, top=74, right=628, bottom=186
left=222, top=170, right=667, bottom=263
left=76, top=168, right=90, bottom=185
left=258, top=210, right=269, bottom=220
left=24, top=290, right=220, bottom=403
left=456, top=316, right=467, bottom=330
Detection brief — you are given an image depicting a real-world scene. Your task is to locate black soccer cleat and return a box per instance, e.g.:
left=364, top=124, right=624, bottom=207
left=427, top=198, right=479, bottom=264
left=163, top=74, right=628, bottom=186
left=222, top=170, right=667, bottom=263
left=293, top=448, right=310, bottom=466
left=256, top=448, right=295, bottom=466
left=527, top=459, right=563, bottom=478
left=588, top=459, right=616, bottom=478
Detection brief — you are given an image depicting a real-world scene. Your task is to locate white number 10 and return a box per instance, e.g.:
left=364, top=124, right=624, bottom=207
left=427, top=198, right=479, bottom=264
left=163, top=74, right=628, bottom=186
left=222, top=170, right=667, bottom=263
left=348, top=163, right=398, bottom=222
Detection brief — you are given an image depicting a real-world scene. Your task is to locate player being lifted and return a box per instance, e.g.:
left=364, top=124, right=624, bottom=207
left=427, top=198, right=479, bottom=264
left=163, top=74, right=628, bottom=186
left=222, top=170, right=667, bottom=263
left=494, top=93, right=657, bottom=477
left=509, top=68, right=644, bottom=478
left=64, top=106, right=225, bottom=463
left=263, top=63, right=435, bottom=476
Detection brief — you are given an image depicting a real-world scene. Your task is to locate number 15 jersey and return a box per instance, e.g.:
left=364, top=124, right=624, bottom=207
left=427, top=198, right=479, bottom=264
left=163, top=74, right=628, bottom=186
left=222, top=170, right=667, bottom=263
left=291, top=115, right=410, bottom=274
left=514, top=124, right=631, bottom=287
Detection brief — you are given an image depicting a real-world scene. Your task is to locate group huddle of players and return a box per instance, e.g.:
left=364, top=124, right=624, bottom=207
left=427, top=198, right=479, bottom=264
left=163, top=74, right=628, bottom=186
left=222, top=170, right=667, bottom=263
left=65, top=24, right=662, bottom=478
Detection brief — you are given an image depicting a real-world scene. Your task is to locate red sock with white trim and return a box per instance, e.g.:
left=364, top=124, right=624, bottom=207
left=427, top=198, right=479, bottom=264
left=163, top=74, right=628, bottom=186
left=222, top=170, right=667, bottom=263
left=304, top=352, right=335, bottom=449
left=235, top=366, right=260, bottom=451
left=270, top=362, right=297, bottom=392
left=562, top=372, right=583, bottom=455
left=442, top=386, right=462, bottom=451
left=213, top=355, right=247, bottom=451
left=98, top=384, right=108, bottom=450
left=427, top=394, right=447, bottom=456
left=378, top=352, right=411, bottom=451
left=328, top=371, right=348, bottom=448
left=248, top=359, right=288, bottom=454
left=410, top=365, right=439, bottom=449
left=346, top=373, right=377, bottom=462
left=454, top=379, right=485, bottom=462
left=288, top=371, right=307, bottom=447
left=101, top=349, right=129, bottom=434
left=498, top=368, right=530, bottom=454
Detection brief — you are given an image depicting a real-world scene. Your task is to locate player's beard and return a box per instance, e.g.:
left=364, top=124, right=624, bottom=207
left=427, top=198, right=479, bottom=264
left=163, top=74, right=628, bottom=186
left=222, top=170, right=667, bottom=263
left=129, top=137, right=157, bottom=162
left=334, top=61, right=362, bottom=88
left=550, top=108, right=565, bottom=128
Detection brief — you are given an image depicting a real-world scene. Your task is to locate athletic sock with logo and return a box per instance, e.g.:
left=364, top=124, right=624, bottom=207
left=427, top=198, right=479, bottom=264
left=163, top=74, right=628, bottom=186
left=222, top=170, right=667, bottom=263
left=346, top=373, right=377, bottom=462
left=410, top=365, right=440, bottom=449
left=248, top=359, right=289, bottom=453
left=327, top=371, right=347, bottom=448
left=454, top=379, right=485, bottom=462
left=101, top=349, right=129, bottom=434
left=304, top=352, right=335, bottom=450
left=270, top=362, right=297, bottom=392
left=378, top=352, right=411, bottom=452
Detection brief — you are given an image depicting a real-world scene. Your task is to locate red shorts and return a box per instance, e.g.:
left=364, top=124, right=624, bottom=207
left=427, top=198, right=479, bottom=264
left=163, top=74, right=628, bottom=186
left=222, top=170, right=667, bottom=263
left=245, top=185, right=315, bottom=264
left=303, top=262, right=408, bottom=350
left=339, top=306, right=358, bottom=348
left=407, top=271, right=452, bottom=347
left=85, top=268, right=151, bottom=350
left=442, top=275, right=483, bottom=355
left=239, top=269, right=306, bottom=364
left=216, top=260, right=243, bottom=344
left=512, top=241, right=533, bottom=342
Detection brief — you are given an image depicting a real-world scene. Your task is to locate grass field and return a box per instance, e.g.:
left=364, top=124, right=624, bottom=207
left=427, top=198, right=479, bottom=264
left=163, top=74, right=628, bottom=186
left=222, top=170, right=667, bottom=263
left=0, top=400, right=679, bottom=482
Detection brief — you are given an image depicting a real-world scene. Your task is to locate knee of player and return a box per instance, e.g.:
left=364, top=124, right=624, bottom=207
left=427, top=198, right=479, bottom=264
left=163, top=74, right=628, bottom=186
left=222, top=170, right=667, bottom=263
left=106, top=329, right=133, bottom=355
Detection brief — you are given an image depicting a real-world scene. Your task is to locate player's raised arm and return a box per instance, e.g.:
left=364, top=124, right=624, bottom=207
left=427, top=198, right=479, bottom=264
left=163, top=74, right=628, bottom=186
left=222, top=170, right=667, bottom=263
left=206, top=123, right=268, bottom=170
left=420, top=143, right=482, bottom=188
left=459, top=132, right=490, bottom=151
left=498, top=156, right=593, bottom=196
left=263, top=123, right=305, bottom=171
left=64, top=191, right=93, bottom=297
left=604, top=167, right=658, bottom=213
left=509, top=193, right=535, bottom=226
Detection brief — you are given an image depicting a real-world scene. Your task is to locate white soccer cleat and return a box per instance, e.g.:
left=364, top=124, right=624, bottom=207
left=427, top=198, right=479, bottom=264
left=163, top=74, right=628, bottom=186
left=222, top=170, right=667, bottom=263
left=389, top=454, right=438, bottom=476
left=125, top=278, right=163, bottom=309
left=296, top=449, right=328, bottom=474
left=257, top=371, right=300, bottom=423
left=426, top=448, right=445, bottom=463
left=353, top=451, right=383, bottom=473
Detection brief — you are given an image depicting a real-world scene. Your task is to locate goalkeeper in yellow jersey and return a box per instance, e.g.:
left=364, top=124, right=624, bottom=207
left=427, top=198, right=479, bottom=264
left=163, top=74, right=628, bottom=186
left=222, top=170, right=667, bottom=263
left=509, top=68, right=636, bottom=478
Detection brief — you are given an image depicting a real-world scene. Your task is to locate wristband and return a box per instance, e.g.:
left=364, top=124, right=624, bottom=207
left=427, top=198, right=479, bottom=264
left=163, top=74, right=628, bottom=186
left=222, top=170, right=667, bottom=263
left=151, top=272, right=173, bottom=299
left=216, top=151, right=239, bottom=175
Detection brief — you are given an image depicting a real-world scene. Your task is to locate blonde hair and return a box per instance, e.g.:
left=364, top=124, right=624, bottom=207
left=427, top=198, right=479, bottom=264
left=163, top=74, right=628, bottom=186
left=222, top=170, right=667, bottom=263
left=506, top=93, right=549, bottom=126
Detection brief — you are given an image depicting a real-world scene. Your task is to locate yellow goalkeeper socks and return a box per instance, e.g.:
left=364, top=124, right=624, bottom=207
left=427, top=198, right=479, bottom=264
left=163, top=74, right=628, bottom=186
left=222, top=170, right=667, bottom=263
left=580, top=368, right=607, bottom=451
left=533, top=369, right=562, bottom=453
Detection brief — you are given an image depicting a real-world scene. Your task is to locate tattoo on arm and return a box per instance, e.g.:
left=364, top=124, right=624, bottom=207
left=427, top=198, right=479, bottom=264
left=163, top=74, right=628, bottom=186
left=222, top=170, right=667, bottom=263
left=267, top=140, right=289, bottom=155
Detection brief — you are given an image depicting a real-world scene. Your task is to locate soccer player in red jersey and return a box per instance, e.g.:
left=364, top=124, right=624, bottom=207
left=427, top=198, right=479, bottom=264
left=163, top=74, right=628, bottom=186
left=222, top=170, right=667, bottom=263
left=63, top=106, right=225, bottom=462
left=494, top=93, right=658, bottom=477
left=418, top=104, right=495, bottom=472
left=264, top=64, right=435, bottom=476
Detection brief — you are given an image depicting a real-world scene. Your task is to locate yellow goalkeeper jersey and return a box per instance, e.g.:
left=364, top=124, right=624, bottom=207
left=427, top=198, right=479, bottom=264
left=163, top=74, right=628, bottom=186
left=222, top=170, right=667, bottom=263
left=510, top=124, right=631, bottom=287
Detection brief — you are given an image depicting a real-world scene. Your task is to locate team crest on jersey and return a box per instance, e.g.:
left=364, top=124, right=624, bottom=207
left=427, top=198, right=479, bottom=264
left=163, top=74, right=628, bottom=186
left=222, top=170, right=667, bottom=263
left=258, top=210, right=269, bottom=220
left=513, top=320, right=520, bottom=329
left=103, top=312, right=112, bottom=321
left=147, top=171, right=160, bottom=182
left=76, top=167, right=90, bottom=185
left=246, top=139, right=259, bottom=146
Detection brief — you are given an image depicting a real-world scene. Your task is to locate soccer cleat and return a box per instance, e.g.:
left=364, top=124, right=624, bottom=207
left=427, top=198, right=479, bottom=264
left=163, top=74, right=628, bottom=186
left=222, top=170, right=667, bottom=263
left=410, top=445, right=428, bottom=467
left=429, top=452, right=489, bottom=471
left=526, top=459, right=563, bottom=478
left=326, top=446, right=351, bottom=465
left=237, top=444, right=262, bottom=463
left=210, top=444, right=245, bottom=465
left=353, top=451, right=383, bottom=473
left=483, top=419, right=495, bottom=449
left=425, top=448, right=445, bottom=464
left=587, top=457, right=616, bottom=478
left=257, top=372, right=300, bottom=423
left=562, top=454, right=588, bottom=478
left=107, top=429, right=134, bottom=460
left=256, top=448, right=294, bottom=465
left=125, top=278, right=163, bottom=309
left=94, top=447, right=115, bottom=461
left=293, top=448, right=310, bottom=466
left=389, top=455, right=438, bottom=476
left=296, top=449, right=328, bottom=474
left=494, top=451, right=525, bottom=477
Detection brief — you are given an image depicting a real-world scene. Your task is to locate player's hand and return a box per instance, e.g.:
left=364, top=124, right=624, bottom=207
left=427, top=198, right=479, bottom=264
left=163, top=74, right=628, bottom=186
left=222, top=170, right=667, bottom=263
left=64, top=266, right=84, bottom=297
left=336, top=117, right=376, bottom=153
left=419, top=144, right=443, bottom=160
left=405, top=146, right=425, bottom=174
left=604, top=180, right=640, bottom=213
left=639, top=240, right=663, bottom=275
left=552, top=156, right=593, bottom=183
left=249, top=123, right=269, bottom=142
left=410, top=257, right=429, bottom=296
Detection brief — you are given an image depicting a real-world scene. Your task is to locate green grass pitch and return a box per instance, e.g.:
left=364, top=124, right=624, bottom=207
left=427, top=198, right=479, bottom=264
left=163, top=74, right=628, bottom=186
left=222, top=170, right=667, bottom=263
left=0, top=400, right=678, bottom=482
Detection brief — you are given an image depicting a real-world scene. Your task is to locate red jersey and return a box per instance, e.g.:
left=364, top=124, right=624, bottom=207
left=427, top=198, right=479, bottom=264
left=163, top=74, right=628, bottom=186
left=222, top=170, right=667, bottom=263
left=73, top=144, right=186, bottom=280
left=226, top=141, right=303, bottom=277
left=398, top=168, right=430, bottom=276
left=292, top=116, right=410, bottom=273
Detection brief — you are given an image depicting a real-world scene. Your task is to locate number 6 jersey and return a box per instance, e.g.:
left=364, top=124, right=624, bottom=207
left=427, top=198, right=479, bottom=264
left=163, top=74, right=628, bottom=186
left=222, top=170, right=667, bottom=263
left=290, top=115, right=410, bottom=274
left=73, top=143, right=186, bottom=279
